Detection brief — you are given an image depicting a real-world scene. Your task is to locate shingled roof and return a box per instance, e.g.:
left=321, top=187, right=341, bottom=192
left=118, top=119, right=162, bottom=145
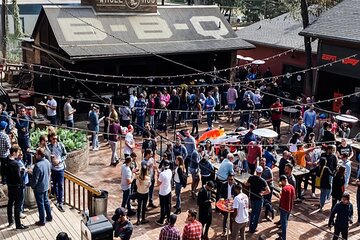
left=33, top=5, right=254, bottom=60
left=300, top=0, right=360, bottom=44
left=237, top=12, right=318, bottom=52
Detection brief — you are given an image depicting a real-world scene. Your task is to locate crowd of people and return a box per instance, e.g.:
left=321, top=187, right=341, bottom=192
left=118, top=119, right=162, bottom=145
left=0, top=76, right=359, bottom=240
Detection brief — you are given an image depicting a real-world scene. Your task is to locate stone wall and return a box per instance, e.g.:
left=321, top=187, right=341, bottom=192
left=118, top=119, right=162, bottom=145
left=65, top=141, right=89, bottom=173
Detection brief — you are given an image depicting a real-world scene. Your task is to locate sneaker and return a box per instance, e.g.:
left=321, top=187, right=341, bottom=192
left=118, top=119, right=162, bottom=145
left=155, top=220, right=164, bottom=226
left=20, top=213, right=27, bottom=219
left=57, top=203, right=65, bottom=212
left=16, top=224, right=28, bottom=230
left=35, top=221, right=45, bottom=226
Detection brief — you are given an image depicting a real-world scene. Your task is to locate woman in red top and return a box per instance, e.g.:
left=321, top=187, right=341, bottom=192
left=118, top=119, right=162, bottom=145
left=270, top=98, right=283, bottom=139
left=147, top=94, right=156, bottom=129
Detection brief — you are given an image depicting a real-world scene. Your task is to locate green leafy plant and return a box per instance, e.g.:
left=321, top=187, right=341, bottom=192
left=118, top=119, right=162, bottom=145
left=30, top=127, right=87, bottom=152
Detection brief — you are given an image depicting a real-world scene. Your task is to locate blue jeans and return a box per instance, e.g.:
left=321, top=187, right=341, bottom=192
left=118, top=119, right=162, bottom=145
left=149, top=115, right=155, bottom=129
left=280, top=209, right=290, bottom=240
left=18, top=137, right=31, bottom=165
left=91, top=131, right=99, bottom=149
left=136, top=115, right=145, bottom=134
left=34, top=191, right=52, bottom=223
left=175, top=182, right=182, bottom=209
left=48, top=115, right=57, bottom=125
left=122, top=188, right=132, bottom=212
left=206, top=112, right=213, bottom=129
left=148, top=178, right=155, bottom=203
left=249, top=199, right=263, bottom=232
left=51, top=170, right=64, bottom=204
left=19, top=187, right=25, bottom=213
left=320, top=188, right=331, bottom=208
left=65, top=119, right=74, bottom=128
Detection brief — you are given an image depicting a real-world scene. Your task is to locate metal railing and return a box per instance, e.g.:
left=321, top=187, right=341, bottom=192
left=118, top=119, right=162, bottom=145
left=63, top=170, right=102, bottom=215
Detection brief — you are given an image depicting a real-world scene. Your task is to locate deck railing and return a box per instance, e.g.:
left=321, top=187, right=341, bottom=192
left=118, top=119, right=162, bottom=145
left=63, top=170, right=102, bottom=216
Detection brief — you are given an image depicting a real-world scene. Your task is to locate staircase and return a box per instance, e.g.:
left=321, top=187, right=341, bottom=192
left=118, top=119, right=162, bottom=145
left=0, top=81, right=20, bottom=109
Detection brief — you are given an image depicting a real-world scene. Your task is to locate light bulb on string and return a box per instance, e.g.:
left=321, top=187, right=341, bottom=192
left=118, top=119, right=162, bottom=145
left=76, top=99, right=80, bottom=103
left=63, top=78, right=66, bottom=82
left=62, top=96, right=65, bottom=99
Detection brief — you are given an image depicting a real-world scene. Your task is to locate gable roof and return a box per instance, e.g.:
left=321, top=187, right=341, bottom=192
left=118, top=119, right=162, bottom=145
left=33, top=5, right=254, bottom=60
left=300, top=0, right=360, bottom=44
left=237, top=12, right=317, bottom=52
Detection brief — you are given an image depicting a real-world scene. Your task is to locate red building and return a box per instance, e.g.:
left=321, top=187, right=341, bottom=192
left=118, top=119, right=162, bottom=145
left=236, top=13, right=318, bottom=96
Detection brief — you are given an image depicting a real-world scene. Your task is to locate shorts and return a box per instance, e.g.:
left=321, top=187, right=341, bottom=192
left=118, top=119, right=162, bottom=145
left=228, top=103, right=236, bottom=110
left=190, top=168, right=200, bottom=180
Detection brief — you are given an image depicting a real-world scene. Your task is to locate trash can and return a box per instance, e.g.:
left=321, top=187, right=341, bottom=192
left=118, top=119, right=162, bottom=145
left=91, top=190, right=108, bottom=216
left=81, top=214, right=113, bottom=240
left=24, top=185, right=37, bottom=208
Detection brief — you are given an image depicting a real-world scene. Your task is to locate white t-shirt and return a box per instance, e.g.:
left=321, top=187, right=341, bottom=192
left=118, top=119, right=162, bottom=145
left=63, top=102, right=73, bottom=121
left=124, top=133, right=134, bottom=155
left=233, top=192, right=249, bottom=224
left=158, top=169, right=172, bottom=196
left=47, top=99, right=57, bottom=116
left=120, top=164, right=132, bottom=191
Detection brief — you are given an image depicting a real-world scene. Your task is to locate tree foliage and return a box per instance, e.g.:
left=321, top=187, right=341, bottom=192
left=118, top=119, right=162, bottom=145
left=12, top=0, right=23, bottom=38
left=283, top=0, right=342, bottom=19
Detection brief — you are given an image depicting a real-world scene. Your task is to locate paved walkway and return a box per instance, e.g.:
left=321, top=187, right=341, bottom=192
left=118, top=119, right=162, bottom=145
left=76, top=118, right=360, bottom=240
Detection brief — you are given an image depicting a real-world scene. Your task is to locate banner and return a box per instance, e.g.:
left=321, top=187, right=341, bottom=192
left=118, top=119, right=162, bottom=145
left=332, top=92, right=343, bottom=113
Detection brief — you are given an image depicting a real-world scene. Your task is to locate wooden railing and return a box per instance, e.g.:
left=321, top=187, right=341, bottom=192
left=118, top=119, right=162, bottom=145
left=63, top=170, right=102, bottom=215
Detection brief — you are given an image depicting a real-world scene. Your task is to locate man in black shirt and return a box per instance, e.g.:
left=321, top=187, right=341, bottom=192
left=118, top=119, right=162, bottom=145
left=5, top=145, right=28, bottom=229
left=197, top=181, right=215, bottom=240
left=112, top=207, right=133, bottom=240
left=279, top=151, right=290, bottom=177
left=336, top=138, right=353, bottom=159
left=321, top=145, right=338, bottom=174
left=246, top=166, right=270, bottom=233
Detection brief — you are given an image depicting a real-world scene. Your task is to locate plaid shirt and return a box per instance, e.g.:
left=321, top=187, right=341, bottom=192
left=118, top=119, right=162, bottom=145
left=134, top=99, right=147, bottom=117
left=182, top=220, right=202, bottom=240
left=159, top=224, right=181, bottom=240
left=0, top=131, right=11, bottom=158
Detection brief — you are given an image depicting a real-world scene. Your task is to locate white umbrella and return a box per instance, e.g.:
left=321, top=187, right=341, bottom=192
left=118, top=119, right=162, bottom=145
left=225, top=136, right=241, bottom=143
left=252, top=60, right=266, bottom=65
left=236, top=55, right=245, bottom=60
left=335, top=114, right=359, bottom=123
left=243, top=57, right=254, bottom=61
left=253, top=128, right=278, bottom=138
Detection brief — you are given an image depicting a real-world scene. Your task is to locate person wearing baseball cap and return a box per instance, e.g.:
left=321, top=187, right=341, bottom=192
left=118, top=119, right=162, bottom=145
left=245, top=165, right=270, bottom=233
left=112, top=207, right=133, bottom=240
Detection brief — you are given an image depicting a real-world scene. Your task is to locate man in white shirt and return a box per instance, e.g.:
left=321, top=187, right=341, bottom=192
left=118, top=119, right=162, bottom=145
left=129, top=91, right=137, bottom=124
left=156, top=160, right=172, bottom=225
left=43, top=95, right=57, bottom=125
left=231, top=184, right=249, bottom=240
left=121, top=156, right=136, bottom=216
left=123, top=125, right=135, bottom=158
left=63, top=97, right=76, bottom=128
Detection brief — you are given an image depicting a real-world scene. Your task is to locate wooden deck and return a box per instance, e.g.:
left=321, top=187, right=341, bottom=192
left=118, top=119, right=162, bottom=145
left=0, top=202, right=82, bottom=240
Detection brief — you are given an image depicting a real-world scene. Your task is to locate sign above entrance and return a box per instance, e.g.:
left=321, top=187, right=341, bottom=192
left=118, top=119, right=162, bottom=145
left=318, top=43, right=360, bottom=79
left=81, top=0, right=157, bottom=13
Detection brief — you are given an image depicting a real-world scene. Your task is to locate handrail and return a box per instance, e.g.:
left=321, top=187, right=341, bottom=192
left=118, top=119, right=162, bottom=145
left=64, top=170, right=101, bottom=197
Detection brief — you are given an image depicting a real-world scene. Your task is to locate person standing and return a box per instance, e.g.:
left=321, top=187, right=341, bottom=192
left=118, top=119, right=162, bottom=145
left=135, top=163, right=150, bottom=225
left=356, top=169, right=360, bottom=224
left=246, top=141, right=262, bottom=175
left=303, top=105, right=316, bottom=142
left=328, top=192, right=353, bottom=240
left=240, top=95, right=255, bottom=129
left=159, top=214, right=181, bottom=240
left=316, top=157, right=333, bottom=211
left=5, top=145, right=28, bottom=229
left=156, top=160, right=172, bottom=225
left=277, top=175, right=296, bottom=240
left=142, top=149, right=158, bottom=208
left=189, top=147, right=200, bottom=199
left=199, top=155, right=214, bottom=186
left=204, top=91, right=216, bottom=131
left=197, top=181, right=215, bottom=240
left=134, top=93, right=147, bottom=136
left=42, top=94, right=57, bottom=125
left=63, top=97, right=76, bottom=128
left=124, top=125, right=135, bottom=158
left=121, top=156, right=136, bottom=216
left=88, top=105, right=101, bottom=151
left=174, top=156, right=186, bottom=214
left=216, top=153, right=235, bottom=200
left=184, top=129, right=196, bottom=175
left=109, top=119, right=121, bottom=166
left=219, top=174, right=236, bottom=236
left=16, top=150, right=29, bottom=219
left=341, top=153, right=351, bottom=188
left=47, top=133, right=67, bottom=212
left=0, top=121, right=11, bottom=184
left=331, top=166, right=345, bottom=211
left=31, top=147, right=52, bottom=226
left=119, top=105, right=131, bottom=128
left=246, top=166, right=270, bottom=233
left=182, top=209, right=202, bottom=240
left=227, top=84, right=238, bottom=123
left=129, top=90, right=138, bottom=124
left=15, top=106, right=31, bottom=165
left=231, top=184, right=249, bottom=240
left=270, top=98, right=282, bottom=138
left=260, top=158, right=275, bottom=221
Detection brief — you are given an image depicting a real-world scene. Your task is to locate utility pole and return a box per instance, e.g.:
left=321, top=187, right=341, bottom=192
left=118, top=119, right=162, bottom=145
left=300, top=0, right=313, bottom=96
left=1, top=0, right=7, bottom=62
